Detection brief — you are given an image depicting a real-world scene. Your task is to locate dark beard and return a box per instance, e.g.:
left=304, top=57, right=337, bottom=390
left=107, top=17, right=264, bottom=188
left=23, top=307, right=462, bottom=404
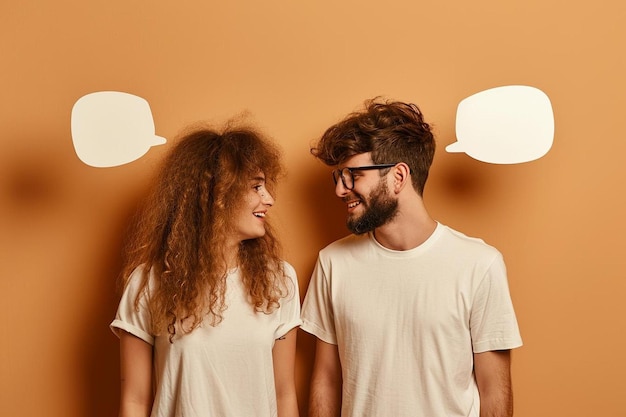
left=347, top=181, right=398, bottom=235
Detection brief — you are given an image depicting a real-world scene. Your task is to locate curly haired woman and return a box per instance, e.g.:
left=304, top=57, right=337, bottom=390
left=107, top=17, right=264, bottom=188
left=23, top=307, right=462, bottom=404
left=110, top=122, right=301, bottom=417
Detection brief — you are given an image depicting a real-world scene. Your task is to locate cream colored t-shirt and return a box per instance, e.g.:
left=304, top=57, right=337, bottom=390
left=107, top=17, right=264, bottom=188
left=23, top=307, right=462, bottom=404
left=111, top=262, right=301, bottom=417
left=301, top=223, right=522, bottom=417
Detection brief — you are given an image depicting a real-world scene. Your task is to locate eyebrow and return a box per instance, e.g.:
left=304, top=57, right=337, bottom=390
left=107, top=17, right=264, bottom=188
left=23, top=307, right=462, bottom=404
left=250, top=176, right=266, bottom=182
left=343, top=167, right=369, bottom=174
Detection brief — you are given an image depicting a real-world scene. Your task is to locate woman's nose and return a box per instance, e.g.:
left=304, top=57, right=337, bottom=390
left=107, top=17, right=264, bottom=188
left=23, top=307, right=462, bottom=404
left=262, top=190, right=274, bottom=206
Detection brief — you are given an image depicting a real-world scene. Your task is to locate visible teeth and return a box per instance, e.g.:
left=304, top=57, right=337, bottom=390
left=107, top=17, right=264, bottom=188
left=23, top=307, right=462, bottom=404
left=348, top=201, right=360, bottom=208
left=254, top=212, right=265, bottom=217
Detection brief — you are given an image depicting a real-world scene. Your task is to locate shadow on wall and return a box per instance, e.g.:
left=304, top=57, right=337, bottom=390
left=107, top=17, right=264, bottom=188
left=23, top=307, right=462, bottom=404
left=426, top=149, right=511, bottom=232
left=434, top=153, right=497, bottom=202
left=78, top=193, right=148, bottom=417
left=288, top=160, right=348, bottom=417
left=79, top=255, right=124, bottom=417
left=0, top=133, right=151, bottom=416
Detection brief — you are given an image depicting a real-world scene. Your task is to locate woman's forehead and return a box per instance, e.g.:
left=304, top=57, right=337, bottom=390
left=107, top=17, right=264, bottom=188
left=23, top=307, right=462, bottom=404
left=249, top=170, right=266, bottom=181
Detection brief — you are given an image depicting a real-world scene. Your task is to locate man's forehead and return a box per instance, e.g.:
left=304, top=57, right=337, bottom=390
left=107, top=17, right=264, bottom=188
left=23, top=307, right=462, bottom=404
left=340, top=152, right=372, bottom=168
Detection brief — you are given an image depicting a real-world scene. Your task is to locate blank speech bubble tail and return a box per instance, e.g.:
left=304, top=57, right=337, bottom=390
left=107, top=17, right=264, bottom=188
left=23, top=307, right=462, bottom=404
left=152, top=135, right=167, bottom=146
left=445, top=141, right=465, bottom=153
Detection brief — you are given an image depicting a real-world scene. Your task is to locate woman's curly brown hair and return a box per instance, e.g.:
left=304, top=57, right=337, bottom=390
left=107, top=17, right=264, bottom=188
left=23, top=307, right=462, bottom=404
left=120, top=123, right=288, bottom=342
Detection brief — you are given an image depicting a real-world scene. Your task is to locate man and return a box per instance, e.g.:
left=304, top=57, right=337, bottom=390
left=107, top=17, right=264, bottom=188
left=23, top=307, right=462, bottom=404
left=301, top=98, right=523, bottom=417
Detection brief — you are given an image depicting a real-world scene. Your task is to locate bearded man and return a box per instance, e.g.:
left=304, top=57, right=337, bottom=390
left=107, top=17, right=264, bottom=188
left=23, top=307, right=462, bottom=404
left=301, top=98, right=523, bottom=417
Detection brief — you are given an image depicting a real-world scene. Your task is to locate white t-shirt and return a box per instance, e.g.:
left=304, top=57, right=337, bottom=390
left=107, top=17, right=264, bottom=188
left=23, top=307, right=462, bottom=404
left=111, top=262, right=301, bottom=417
left=301, top=223, right=522, bottom=417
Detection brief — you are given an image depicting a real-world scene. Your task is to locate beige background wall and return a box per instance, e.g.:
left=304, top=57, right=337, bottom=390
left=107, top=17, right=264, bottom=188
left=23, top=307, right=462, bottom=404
left=1, top=1, right=624, bottom=416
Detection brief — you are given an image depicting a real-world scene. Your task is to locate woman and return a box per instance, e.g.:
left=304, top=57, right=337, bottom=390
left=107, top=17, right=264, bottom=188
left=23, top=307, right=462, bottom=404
left=110, top=123, right=301, bottom=417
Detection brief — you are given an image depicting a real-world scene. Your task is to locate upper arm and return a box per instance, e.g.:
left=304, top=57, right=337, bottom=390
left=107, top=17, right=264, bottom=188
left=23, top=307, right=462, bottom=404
left=119, top=331, right=153, bottom=417
left=474, top=350, right=513, bottom=417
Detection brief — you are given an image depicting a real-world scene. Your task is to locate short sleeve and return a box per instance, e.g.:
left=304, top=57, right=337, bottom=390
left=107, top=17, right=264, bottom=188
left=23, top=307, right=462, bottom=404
left=274, top=262, right=303, bottom=339
left=110, top=265, right=155, bottom=345
left=300, top=256, right=337, bottom=345
left=470, top=253, right=523, bottom=353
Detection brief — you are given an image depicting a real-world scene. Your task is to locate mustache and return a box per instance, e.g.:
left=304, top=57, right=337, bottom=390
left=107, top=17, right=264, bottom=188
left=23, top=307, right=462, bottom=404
left=342, top=193, right=363, bottom=204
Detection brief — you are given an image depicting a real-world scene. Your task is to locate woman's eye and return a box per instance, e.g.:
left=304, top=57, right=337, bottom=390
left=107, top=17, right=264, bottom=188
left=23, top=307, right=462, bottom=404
left=253, top=185, right=263, bottom=191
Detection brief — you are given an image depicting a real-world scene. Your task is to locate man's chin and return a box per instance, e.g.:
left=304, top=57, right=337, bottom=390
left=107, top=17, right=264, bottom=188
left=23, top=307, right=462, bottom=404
left=346, top=218, right=372, bottom=235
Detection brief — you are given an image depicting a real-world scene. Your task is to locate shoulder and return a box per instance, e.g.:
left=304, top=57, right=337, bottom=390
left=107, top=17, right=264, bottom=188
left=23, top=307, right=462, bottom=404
left=281, top=261, right=298, bottom=282
left=280, top=260, right=300, bottom=293
left=319, top=233, right=369, bottom=256
left=438, top=224, right=498, bottom=250
left=436, top=224, right=502, bottom=261
left=123, top=264, right=157, bottom=298
left=123, top=264, right=147, bottom=289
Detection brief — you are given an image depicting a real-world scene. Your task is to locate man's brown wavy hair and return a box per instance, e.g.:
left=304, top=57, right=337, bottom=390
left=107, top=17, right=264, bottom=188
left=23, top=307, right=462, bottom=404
left=311, top=98, right=436, bottom=196
left=120, top=123, right=288, bottom=342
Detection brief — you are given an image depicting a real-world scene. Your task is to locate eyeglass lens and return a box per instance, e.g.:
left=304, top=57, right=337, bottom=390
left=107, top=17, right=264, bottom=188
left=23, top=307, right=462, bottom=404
left=332, top=168, right=354, bottom=190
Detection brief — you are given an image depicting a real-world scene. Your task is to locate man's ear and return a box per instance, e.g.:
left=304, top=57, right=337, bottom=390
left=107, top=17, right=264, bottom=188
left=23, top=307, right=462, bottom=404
left=392, top=162, right=411, bottom=193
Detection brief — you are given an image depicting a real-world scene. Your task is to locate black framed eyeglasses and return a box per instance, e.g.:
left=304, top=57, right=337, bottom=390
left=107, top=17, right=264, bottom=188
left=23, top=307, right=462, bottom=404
left=332, top=164, right=397, bottom=190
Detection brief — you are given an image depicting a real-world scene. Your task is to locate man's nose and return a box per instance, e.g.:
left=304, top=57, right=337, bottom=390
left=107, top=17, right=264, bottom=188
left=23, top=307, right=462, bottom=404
left=335, top=179, right=349, bottom=198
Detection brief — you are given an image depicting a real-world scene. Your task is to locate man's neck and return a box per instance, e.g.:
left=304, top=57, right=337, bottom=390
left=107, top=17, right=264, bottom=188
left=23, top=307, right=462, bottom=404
left=372, top=198, right=436, bottom=251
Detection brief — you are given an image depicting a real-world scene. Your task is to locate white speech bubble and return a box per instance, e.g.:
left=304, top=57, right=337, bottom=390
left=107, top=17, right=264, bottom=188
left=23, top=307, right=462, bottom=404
left=446, top=85, right=554, bottom=164
left=71, top=91, right=166, bottom=167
